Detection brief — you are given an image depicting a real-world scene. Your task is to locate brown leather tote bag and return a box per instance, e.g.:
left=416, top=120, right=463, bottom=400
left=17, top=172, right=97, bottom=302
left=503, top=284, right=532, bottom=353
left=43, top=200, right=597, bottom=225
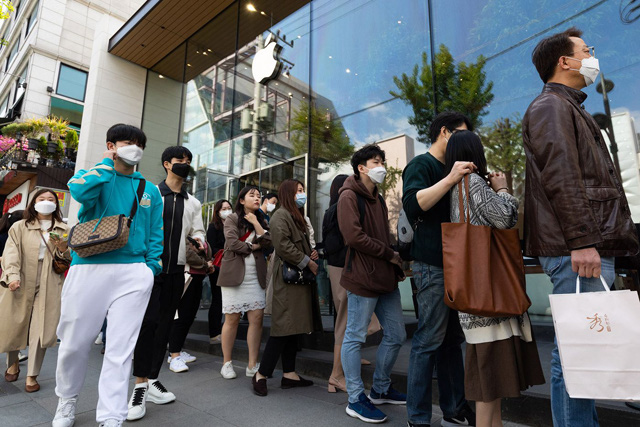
left=441, top=175, right=531, bottom=317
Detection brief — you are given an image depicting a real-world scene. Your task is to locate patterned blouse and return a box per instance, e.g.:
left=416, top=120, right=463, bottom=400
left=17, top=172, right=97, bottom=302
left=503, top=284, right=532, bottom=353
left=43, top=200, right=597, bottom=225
left=449, top=173, right=533, bottom=345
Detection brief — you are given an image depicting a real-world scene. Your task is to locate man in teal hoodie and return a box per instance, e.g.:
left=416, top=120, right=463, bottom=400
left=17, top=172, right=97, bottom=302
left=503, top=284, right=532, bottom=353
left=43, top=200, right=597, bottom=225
left=53, top=124, right=163, bottom=427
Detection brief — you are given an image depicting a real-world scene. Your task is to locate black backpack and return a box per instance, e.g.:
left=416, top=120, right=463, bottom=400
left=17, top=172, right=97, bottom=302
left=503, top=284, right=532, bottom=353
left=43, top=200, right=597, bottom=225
left=322, top=192, right=384, bottom=269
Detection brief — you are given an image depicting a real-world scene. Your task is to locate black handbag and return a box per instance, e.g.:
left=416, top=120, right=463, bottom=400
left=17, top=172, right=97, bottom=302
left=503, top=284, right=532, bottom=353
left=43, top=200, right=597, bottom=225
left=282, top=261, right=316, bottom=286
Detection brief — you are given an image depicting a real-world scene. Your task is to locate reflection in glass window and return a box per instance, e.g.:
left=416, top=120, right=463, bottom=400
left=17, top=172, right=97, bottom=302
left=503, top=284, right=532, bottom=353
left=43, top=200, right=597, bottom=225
left=6, top=42, right=19, bottom=70
left=26, top=1, right=39, bottom=34
left=56, top=64, right=88, bottom=101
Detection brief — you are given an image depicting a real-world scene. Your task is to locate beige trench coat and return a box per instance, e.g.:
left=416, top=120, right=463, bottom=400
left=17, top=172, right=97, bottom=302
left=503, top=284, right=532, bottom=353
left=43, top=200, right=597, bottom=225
left=268, top=209, right=322, bottom=337
left=0, top=219, right=70, bottom=352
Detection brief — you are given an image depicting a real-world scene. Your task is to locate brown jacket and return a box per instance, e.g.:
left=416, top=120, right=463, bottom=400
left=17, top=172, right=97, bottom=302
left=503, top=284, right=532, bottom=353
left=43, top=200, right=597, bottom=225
left=268, top=208, right=322, bottom=336
left=217, top=213, right=272, bottom=288
left=0, top=219, right=70, bottom=352
left=337, top=175, right=398, bottom=297
left=522, top=83, right=638, bottom=257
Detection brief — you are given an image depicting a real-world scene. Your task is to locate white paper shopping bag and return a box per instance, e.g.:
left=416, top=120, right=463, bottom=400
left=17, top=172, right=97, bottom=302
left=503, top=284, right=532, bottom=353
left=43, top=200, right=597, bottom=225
left=549, top=276, right=640, bottom=401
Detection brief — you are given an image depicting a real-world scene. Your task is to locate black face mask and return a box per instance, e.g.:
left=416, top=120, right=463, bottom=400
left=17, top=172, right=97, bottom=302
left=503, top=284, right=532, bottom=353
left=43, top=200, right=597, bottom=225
left=171, top=163, right=190, bottom=178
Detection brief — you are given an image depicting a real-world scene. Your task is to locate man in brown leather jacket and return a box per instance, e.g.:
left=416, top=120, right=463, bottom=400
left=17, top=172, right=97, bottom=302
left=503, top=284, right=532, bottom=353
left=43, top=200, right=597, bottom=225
left=523, top=27, right=638, bottom=427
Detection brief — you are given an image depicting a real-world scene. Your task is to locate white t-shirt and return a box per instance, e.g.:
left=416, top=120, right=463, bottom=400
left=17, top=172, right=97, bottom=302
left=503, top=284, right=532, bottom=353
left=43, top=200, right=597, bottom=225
left=39, top=220, right=52, bottom=260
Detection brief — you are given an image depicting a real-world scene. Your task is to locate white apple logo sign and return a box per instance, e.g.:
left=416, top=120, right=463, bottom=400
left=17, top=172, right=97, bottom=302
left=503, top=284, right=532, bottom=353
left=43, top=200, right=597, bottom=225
left=252, top=34, right=284, bottom=85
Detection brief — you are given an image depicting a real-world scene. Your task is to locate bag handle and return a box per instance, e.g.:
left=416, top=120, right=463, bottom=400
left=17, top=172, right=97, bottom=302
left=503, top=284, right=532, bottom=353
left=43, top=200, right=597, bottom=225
left=128, top=179, right=146, bottom=223
left=575, top=275, right=610, bottom=294
left=457, top=174, right=471, bottom=223
left=39, top=231, right=58, bottom=260
left=91, top=178, right=145, bottom=231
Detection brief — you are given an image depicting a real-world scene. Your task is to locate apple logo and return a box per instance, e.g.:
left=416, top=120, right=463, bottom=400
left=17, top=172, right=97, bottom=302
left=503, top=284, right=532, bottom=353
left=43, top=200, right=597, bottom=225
left=252, top=34, right=284, bottom=85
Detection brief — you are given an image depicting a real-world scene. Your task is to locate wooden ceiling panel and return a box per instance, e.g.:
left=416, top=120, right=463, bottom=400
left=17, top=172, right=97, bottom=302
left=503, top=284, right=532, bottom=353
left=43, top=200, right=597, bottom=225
left=110, top=0, right=310, bottom=82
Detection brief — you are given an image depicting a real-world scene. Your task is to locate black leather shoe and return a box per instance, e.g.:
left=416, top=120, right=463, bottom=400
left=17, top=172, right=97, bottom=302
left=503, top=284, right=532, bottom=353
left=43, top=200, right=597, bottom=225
left=252, top=374, right=267, bottom=396
left=281, top=375, right=313, bottom=389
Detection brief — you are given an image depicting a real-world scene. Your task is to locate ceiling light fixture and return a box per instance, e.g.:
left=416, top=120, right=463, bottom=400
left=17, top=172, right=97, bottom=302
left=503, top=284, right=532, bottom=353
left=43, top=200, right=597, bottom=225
left=247, top=4, right=257, bottom=12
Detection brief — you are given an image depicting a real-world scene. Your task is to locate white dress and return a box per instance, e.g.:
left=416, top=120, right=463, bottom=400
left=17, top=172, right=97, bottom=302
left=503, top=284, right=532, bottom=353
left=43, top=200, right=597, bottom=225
left=221, top=231, right=266, bottom=314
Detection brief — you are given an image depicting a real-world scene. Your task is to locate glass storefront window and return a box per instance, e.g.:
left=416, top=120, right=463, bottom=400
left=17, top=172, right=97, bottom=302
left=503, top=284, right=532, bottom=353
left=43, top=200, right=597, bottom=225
left=141, top=0, right=640, bottom=317
left=56, top=64, right=88, bottom=102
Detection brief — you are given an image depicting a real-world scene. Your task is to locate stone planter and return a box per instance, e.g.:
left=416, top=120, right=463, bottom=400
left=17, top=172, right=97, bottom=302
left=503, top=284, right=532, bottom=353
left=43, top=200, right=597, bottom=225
left=28, top=138, right=39, bottom=150
left=47, top=141, right=58, bottom=154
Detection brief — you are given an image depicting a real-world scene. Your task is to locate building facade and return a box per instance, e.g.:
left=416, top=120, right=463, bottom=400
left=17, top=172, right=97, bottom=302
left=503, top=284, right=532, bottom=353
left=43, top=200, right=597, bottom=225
left=18, top=0, right=639, bottom=315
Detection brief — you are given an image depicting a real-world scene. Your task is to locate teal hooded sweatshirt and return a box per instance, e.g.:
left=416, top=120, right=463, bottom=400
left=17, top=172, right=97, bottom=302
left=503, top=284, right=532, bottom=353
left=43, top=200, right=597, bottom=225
left=67, top=158, right=164, bottom=275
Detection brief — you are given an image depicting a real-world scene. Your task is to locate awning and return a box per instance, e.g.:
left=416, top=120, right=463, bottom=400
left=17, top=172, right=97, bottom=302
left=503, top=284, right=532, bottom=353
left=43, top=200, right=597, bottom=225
left=108, top=0, right=310, bottom=82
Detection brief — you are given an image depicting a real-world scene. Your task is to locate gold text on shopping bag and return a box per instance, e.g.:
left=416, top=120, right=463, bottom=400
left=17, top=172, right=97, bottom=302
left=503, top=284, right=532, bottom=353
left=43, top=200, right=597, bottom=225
left=587, top=313, right=611, bottom=332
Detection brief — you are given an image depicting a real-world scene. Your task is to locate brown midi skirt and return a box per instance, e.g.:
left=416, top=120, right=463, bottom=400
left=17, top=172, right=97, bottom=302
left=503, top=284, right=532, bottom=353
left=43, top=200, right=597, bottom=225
left=464, top=336, right=546, bottom=402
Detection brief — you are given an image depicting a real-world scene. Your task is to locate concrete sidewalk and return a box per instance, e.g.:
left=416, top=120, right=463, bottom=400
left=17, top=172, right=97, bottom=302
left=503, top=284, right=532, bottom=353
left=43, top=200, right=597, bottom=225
left=0, top=345, right=530, bottom=427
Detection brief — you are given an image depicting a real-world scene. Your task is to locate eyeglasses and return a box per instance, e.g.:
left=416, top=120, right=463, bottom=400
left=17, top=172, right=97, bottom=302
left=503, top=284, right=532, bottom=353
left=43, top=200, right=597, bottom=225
left=570, top=46, right=595, bottom=57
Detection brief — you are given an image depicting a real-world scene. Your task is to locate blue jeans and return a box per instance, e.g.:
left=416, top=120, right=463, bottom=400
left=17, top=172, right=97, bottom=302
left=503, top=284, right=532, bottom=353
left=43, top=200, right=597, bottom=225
left=539, top=255, right=615, bottom=427
left=342, top=288, right=407, bottom=404
left=407, top=262, right=466, bottom=424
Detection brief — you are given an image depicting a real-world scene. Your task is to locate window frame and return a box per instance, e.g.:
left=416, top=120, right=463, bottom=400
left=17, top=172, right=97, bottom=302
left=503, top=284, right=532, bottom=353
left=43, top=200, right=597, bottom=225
left=56, top=63, right=88, bottom=102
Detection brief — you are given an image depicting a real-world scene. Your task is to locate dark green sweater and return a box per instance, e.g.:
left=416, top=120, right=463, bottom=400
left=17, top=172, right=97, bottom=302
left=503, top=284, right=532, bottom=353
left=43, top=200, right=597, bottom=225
left=402, top=152, right=450, bottom=267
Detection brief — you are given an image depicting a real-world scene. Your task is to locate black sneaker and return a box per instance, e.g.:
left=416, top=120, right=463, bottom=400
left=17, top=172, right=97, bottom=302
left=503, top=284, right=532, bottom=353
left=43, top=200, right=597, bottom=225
left=407, top=422, right=430, bottom=427
left=442, top=403, right=476, bottom=426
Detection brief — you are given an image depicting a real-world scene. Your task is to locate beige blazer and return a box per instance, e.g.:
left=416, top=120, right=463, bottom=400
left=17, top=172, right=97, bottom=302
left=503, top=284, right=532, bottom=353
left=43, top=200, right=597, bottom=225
left=0, top=219, right=70, bottom=352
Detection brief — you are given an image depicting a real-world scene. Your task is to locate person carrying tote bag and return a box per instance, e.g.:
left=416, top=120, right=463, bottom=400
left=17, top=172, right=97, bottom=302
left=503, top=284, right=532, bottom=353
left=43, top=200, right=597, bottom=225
left=444, top=130, right=545, bottom=427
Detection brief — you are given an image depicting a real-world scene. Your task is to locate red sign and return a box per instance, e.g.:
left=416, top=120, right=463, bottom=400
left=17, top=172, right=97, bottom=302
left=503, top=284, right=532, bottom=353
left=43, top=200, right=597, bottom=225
left=3, top=193, right=22, bottom=214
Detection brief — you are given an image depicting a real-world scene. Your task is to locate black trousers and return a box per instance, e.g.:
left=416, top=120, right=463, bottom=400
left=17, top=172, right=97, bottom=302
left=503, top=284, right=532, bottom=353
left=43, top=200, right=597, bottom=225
left=208, top=270, right=222, bottom=337
left=258, top=335, right=300, bottom=377
left=168, top=274, right=205, bottom=353
left=133, top=271, right=184, bottom=379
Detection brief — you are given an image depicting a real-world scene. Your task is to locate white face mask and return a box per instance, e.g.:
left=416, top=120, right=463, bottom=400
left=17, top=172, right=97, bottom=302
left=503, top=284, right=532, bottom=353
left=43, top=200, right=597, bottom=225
left=117, top=144, right=144, bottom=166
left=220, top=209, right=232, bottom=219
left=365, top=166, right=387, bottom=185
left=266, top=203, right=276, bottom=213
left=567, top=56, right=600, bottom=86
left=34, top=200, right=57, bottom=215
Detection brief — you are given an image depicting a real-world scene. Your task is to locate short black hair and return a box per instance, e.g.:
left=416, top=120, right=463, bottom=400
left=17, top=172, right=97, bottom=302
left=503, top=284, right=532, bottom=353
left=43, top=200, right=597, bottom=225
left=429, top=112, right=473, bottom=143
left=444, top=130, right=488, bottom=180
left=351, top=144, right=386, bottom=178
left=106, top=124, right=147, bottom=149
left=262, top=193, right=278, bottom=202
left=161, top=146, right=193, bottom=169
left=532, top=26, right=583, bottom=83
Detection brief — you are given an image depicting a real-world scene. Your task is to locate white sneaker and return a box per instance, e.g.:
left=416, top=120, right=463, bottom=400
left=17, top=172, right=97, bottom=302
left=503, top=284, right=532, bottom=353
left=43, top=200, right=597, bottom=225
left=167, top=351, right=196, bottom=364
left=126, top=383, right=147, bottom=421
left=169, top=356, right=189, bottom=373
left=220, top=361, right=237, bottom=379
left=98, top=419, right=121, bottom=427
left=246, top=363, right=260, bottom=377
left=18, top=351, right=28, bottom=362
left=147, top=379, right=176, bottom=404
left=52, top=396, right=77, bottom=427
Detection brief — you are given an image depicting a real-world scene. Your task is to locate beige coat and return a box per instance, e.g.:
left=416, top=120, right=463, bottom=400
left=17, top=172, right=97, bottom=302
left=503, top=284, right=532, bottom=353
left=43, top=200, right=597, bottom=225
left=0, top=219, right=70, bottom=352
left=269, top=209, right=322, bottom=337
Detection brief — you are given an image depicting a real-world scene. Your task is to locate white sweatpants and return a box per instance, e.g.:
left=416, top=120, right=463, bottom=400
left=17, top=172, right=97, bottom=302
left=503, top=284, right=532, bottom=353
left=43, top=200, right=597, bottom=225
left=55, top=263, right=154, bottom=423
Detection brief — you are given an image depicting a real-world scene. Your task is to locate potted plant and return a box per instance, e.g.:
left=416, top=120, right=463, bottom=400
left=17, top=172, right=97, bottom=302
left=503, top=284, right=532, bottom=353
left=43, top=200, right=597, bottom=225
left=23, top=118, right=46, bottom=149
left=1, top=123, right=19, bottom=138
left=64, top=129, right=78, bottom=158
left=46, top=116, right=69, bottom=154
left=37, top=136, right=48, bottom=165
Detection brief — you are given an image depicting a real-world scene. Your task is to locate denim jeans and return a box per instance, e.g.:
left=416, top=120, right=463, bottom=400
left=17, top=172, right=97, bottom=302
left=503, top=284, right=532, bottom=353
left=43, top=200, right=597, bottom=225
left=407, top=262, right=466, bottom=424
left=342, top=288, right=406, bottom=404
left=539, top=255, right=615, bottom=427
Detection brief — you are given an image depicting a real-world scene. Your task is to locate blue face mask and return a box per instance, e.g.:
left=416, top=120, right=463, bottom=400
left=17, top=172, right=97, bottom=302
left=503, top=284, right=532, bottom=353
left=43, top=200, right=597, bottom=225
left=295, top=193, right=307, bottom=208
